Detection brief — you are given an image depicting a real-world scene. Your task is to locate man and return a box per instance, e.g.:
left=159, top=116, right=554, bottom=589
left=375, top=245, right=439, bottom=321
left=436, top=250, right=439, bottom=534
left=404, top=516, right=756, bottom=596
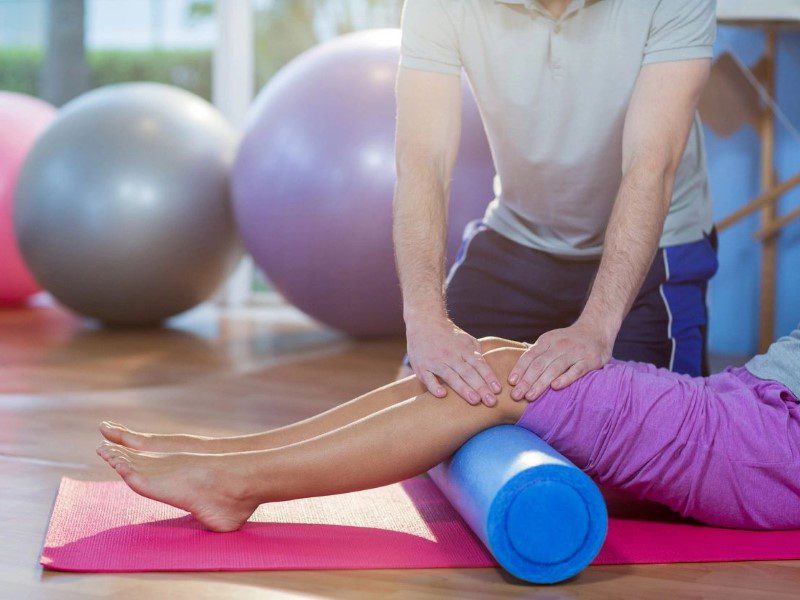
left=394, top=0, right=718, bottom=406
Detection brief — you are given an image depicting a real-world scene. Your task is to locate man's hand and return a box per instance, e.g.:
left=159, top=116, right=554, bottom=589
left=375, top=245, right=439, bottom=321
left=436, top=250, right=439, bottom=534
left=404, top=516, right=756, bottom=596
left=406, top=316, right=502, bottom=406
left=508, top=319, right=613, bottom=401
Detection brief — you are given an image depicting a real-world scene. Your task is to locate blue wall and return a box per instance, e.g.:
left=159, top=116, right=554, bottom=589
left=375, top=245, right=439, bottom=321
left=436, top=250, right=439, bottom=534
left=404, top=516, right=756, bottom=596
left=706, top=26, right=800, bottom=355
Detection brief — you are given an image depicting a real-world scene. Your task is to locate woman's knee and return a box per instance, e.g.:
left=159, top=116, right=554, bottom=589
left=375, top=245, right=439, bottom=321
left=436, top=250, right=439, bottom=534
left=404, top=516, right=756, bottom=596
left=478, top=337, right=526, bottom=353
left=481, top=347, right=527, bottom=422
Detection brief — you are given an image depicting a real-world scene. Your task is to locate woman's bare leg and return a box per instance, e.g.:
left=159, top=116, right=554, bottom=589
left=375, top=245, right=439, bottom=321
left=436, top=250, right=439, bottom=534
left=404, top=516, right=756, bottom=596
left=100, top=375, right=426, bottom=453
left=96, top=347, right=526, bottom=532
left=101, top=337, right=526, bottom=453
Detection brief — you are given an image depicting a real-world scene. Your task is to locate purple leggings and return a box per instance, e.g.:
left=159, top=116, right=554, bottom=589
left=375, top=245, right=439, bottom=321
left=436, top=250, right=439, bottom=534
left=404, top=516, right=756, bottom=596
left=517, top=361, right=800, bottom=530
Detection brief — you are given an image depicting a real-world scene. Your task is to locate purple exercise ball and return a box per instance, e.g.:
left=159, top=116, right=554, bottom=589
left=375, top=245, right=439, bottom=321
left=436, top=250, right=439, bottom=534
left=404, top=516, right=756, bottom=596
left=232, top=29, right=494, bottom=336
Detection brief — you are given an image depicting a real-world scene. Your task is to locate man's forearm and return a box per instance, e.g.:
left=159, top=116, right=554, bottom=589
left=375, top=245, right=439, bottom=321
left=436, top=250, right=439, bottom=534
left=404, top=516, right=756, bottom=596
left=393, top=168, right=449, bottom=323
left=580, top=162, right=674, bottom=341
left=393, top=168, right=502, bottom=402
left=391, top=67, right=499, bottom=400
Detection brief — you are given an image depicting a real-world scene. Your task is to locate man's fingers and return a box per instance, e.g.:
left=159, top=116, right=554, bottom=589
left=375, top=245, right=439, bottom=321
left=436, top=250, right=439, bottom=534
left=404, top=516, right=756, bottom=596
left=523, top=336, right=551, bottom=359
left=468, top=354, right=503, bottom=394
left=552, top=361, right=589, bottom=389
left=525, top=355, right=574, bottom=400
left=438, top=365, right=481, bottom=405
left=451, top=359, right=496, bottom=406
left=508, top=349, right=535, bottom=386
left=419, top=370, right=446, bottom=397
left=511, top=352, right=553, bottom=399
left=469, top=353, right=503, bottom=395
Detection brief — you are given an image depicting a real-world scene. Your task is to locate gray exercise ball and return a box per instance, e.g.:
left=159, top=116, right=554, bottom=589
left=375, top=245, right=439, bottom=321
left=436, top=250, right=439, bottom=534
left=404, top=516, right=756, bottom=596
left=14, top=83, right=240, bottom=326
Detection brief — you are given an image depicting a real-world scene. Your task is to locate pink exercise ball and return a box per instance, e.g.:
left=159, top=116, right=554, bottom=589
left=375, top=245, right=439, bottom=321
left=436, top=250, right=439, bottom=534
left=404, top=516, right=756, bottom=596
left=232, top=30, right=495, bottom=336
left=0, top=92, right=56, bottom=305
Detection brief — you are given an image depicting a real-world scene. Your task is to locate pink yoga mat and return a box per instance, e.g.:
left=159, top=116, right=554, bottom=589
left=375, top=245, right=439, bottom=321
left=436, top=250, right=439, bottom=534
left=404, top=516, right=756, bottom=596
left=41, top=477, right=800, bottom=573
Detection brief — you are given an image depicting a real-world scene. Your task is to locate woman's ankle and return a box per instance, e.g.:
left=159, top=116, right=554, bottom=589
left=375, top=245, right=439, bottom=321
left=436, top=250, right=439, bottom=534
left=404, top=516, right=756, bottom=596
left=216, top=451, right=275, bottom=505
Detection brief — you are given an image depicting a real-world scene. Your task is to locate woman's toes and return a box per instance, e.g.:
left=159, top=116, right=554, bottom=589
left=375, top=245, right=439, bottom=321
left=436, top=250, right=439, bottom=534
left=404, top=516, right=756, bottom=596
left=107, top=449, right=127, bottom=462
left=97, top=441, right=129, bottom=461
left=96, top=441, right=113, bottom=460
left=111, top=457, right=135, bottom=477
left=99, top=421, right=123, bottom=442
left=100, top=421, right=144, bottom=448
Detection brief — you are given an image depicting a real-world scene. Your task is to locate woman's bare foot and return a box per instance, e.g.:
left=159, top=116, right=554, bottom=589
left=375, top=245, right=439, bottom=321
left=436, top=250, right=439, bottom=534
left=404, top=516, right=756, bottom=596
left=99, top=421, right=256, bottom=454
left=96, top=441, right=260, bottom=532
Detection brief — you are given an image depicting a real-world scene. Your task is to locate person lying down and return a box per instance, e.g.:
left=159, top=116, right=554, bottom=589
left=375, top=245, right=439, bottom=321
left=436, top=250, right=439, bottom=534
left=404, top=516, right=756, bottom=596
left=97, top=323, right=800, bottom=533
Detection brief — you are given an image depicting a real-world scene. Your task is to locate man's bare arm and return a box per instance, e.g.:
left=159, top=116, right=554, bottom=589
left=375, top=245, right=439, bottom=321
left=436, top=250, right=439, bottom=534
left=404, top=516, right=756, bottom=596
left=509, top=58, right=712, bottom=400
left=394, top=67, right=501, bottom=405
left=394, top=68, right=458, bottom=322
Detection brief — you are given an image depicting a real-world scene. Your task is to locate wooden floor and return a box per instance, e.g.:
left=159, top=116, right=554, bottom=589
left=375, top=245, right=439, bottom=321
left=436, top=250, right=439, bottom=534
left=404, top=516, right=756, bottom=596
left=2, top=304, right=799, bottom=599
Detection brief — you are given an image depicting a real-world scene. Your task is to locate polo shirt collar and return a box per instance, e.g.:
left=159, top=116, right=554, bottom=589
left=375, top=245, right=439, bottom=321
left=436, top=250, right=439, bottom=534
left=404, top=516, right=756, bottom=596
left=495, top=0, right=587, bottom=21
left=495, top=0, right=586, bottom=7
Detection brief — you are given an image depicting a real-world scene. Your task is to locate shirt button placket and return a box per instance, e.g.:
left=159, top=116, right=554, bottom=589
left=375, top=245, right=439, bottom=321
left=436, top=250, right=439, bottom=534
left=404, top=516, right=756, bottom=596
left=551, top=22, right=564, bottom=78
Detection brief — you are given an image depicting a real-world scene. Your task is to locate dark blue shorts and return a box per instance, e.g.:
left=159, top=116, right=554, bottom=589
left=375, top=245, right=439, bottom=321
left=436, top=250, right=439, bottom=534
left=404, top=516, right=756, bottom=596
left=437, top=221, right=718, bottom=377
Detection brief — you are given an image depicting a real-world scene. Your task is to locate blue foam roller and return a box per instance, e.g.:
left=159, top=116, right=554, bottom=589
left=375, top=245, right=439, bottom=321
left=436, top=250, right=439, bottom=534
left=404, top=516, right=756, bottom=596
left=428, top=425, right=607, bottom=583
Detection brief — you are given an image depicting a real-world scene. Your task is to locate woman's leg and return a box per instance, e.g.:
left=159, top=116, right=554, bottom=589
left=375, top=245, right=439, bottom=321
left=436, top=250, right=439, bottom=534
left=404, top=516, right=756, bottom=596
left=100, top=375, right=427, bottom=453
left=97, top=347, right=527, bottom=532
left=101, top=337, right=527, bottom=453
